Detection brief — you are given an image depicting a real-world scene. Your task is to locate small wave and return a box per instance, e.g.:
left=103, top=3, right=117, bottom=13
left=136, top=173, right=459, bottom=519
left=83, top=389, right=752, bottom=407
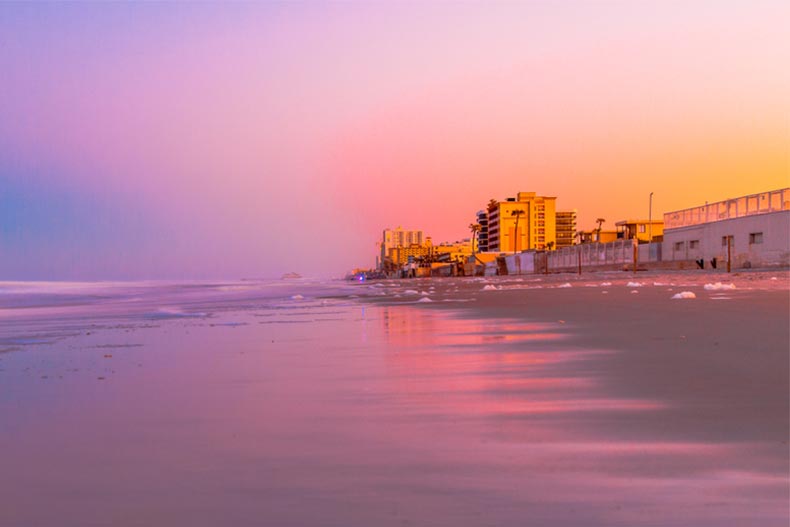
left=145, top=308, right=208, bottom=320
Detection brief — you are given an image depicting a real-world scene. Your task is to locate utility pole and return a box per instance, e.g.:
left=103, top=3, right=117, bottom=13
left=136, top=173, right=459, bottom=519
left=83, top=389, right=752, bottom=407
left=648, top=192, right=654, bottom=243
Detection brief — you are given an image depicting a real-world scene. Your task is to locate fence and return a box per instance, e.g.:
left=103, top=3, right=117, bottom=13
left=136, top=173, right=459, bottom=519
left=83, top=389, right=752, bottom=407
left=663, top=188, right=790, bottom=230
left=548, top=240, right=636, bottom=270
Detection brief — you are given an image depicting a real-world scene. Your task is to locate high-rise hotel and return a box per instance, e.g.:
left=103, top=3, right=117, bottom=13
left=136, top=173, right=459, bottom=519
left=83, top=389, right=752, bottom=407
left=486, top=192, right=557, bottom=252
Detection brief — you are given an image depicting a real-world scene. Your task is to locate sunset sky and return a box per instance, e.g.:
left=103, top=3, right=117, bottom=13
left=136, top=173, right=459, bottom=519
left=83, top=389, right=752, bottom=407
left=1, top=1, right=788, bottom=279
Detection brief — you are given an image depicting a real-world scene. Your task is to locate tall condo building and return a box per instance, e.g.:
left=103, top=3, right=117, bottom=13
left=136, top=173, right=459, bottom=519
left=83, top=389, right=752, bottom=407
left=555, top=210, right=577, bottom=248
left=475, top=210, right=489, bottom=252
left=487, top=192, right=557, bottom=252
left=381, top=227, right=425, bottom=264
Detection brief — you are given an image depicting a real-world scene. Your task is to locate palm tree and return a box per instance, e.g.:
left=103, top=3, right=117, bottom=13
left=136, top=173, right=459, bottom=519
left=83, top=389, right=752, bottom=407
left=469, top=223, right=481, bottom=276
left=595, top=218, right=605, bottom=242
left=468, top=223, right=481, bottom=256
left=511, top=209, right=525, bottom=253
left=511, top=209, right=525, bottom=275
left=487, top=198, right=498, bottom=212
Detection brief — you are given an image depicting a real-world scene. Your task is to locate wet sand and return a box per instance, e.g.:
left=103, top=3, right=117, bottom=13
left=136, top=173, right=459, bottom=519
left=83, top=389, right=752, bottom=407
left=0, top=273, right=787, bottom=526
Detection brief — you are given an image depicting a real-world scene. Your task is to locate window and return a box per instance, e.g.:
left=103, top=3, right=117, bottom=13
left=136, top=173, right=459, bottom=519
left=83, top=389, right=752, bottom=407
left=674, top=242, right=685, bottom=251
left=749, top=232, right=763, bottom=244
left=722, top=235, right=733, bottom=246
left=639, top=225, right=646, bottom=233
left=689, top=240, right=700, bottom=249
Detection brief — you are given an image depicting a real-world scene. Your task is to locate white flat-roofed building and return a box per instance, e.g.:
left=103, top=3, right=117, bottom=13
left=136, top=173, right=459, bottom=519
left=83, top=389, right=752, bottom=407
left=662, top=188, right=790, bottom=269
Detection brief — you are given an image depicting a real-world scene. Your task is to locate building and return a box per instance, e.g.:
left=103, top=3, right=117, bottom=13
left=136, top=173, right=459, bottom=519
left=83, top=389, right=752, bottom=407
left=577, top=230, right=618, bottom=244
left=662, top=188, right=790, bottom=268
left=380, top=227, right=425, bottom=266
left=382, top=227, right=423, bottom=254
left=555, top=210, right=577, bottom=248
left=433, top=239, right=474, bottom=265
left=386, top=245, right=432, bottom=266
left=615, top=219, right=664, bottom=243
left=475, top=210, right=489, bottom=252
left=487, top=192, right=557, bottom=252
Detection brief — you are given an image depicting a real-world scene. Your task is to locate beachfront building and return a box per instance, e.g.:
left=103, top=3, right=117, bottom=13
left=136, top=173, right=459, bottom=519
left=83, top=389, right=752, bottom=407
left=615, top=219, right=664, bottom=243
left=662, top=188, right=790, bottom=268
left=386, top=245, right=433, bottom=266
left=380, top=227, right=430, bottom=271
left=577, top=229, right=618, bottom=244
left=475, top=210, right=489, bottom=252
left=381, top=227, right=424, bottom=261
left=555, top=210, right=577, bottom=248
left=433, top=239, right=474, bottom=263
left=487, top=192, right=557, bottom=252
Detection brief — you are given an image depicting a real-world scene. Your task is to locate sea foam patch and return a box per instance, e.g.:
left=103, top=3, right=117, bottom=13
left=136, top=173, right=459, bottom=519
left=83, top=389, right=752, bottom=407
left=704, top=282, right=736, bottom=291
left=671, top=291, right=696, bottom=299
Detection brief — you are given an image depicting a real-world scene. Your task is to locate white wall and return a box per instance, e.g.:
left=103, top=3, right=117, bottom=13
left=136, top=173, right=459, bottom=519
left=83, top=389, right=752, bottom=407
left=504, top=252, right=536, bottom=274
left=662, top=211, right=789, bottom=268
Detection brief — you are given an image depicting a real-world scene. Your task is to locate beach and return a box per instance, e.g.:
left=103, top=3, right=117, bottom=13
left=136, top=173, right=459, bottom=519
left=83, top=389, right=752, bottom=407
left=0, top=271, right=788, bottom=526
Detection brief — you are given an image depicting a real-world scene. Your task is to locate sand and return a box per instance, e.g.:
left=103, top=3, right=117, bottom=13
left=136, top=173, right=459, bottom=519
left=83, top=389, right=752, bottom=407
left=0, top=271, right=787, bottom=526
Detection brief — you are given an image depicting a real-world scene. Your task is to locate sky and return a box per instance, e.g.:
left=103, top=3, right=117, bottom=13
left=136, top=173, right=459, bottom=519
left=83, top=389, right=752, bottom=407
left=1, top=1, right=788, bottom=280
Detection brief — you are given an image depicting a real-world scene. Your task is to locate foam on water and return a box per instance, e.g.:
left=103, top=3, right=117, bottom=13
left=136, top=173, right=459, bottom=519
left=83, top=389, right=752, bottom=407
left=704, top=282, right=736, bottom=291
left=671, top=291, right=696, bottom=300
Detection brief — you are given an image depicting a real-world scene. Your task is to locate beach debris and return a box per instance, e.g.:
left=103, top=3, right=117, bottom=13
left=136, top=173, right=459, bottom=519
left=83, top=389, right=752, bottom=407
left=602, top=291, right=609, bottom=294
left=290, top=294, right=304, bottom=300
left=417, top=297, right=433, bottom=303
left=770, top=277, right=778, bottom=280
left=103, top=354, right=112, bottom=358
left=671, top=291, right=696, bottom=299
left=481, top=285, right=498, bottom=291
left=557, top=283, right=572, bottom=288
left=626, top=282, right=643, bottom=287
left=704, top=282, right=736, bottom=291
left=601, top=282, right=612, bottom=286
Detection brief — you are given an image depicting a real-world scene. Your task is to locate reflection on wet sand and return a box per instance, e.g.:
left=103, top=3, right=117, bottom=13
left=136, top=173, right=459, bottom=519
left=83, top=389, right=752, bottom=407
left=379, top=306, right=663, bottom=418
